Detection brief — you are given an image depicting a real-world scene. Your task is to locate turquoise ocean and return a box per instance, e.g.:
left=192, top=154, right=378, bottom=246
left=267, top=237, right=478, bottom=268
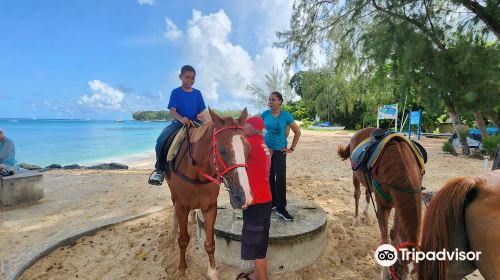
left=0, top=119, right=168, bottom=167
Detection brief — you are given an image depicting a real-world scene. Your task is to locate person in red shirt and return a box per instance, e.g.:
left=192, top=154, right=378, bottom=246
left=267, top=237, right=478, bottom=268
left=236, top=116, right=272, bottom=280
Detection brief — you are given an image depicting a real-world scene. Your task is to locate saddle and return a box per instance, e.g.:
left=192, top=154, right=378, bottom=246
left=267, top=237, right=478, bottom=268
left=351, top=129, right=427, bottom=174
left=162, top=117, right=213, bottom=171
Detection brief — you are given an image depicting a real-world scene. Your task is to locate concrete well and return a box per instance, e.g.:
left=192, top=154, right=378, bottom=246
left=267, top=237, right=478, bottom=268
left=196, top=196, right=327, bottom=273
left=0, top=170, right=44, bottom=207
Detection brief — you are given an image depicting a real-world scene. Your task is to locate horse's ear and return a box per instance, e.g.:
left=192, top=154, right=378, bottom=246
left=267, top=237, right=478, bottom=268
left=209, top=108, right=224, bottom=127
left=238, top=107, right=248, bottom=125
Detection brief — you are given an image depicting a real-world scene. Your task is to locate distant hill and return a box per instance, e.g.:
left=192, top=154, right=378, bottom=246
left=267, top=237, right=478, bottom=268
left=132, top=109, right=245, bottom=121
left=132, top=110, right=172, bottom=121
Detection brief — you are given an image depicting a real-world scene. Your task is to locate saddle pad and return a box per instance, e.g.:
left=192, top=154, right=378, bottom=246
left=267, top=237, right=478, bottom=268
left=351, top=133, right=426, bottom=173
left=166, top=126, right=187, bottom=162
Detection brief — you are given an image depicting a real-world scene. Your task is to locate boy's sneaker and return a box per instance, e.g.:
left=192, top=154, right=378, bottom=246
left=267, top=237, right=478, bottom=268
left=148, top=171, right=164, bottom=186
left=277, top=209, right=294, bottom=221
left=271, top=206, right=277, bottom=211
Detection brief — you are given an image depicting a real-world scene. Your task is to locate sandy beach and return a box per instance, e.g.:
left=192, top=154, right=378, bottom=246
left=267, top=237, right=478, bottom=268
left=10, top=129, right=488, bottom=280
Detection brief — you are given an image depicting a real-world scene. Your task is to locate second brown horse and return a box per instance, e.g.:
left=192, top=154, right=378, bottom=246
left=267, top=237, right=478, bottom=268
left=338, top=128, right=424, bottom=280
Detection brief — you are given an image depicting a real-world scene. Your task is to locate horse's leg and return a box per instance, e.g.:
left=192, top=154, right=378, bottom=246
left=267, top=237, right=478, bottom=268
left=376, top=200, right=392, bottom=280
left=353, top=174, right=361, bottom=226
left=175, top=204, right=190, bottom=275
left=363, top=187, right=372, bottom=224
left=169, top=207, right=178, bottom=237
left=202, top=205, right=218, bottom=280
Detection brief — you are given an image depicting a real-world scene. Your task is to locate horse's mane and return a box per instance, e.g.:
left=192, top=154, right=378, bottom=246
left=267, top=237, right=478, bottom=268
left=419, top=176, right=483, bottom=280
left=188, top=112, right=242, bottom=143
left=377, top=140, right=422, bottom=190
left=377, top=140, right=423, bottom=242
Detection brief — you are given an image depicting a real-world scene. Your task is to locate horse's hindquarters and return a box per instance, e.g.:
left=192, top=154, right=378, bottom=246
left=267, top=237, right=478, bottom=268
left=465, top=188, right=500, bottom=279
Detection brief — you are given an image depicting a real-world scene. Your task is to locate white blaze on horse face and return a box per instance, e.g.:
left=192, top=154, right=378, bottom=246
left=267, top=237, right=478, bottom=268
left=406, top=262, right=414, bottom=280
left=231, top=135, right=253, bottom=205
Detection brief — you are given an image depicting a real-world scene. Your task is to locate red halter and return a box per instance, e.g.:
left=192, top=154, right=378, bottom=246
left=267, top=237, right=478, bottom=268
left=194, top=125, right=248, bottom=186
left=389, top=241, right=419, bottom=280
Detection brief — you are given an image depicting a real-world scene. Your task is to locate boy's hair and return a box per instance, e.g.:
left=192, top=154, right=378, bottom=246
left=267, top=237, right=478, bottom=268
left=180, top=65, right=196, bottom=76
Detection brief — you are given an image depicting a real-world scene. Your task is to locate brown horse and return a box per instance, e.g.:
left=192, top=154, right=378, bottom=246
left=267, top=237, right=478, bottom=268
left=338, top=128, right=424, bottom=279
left=419, top=170, right=500, bottom=280
left=165, top=109, right=253, bottom=280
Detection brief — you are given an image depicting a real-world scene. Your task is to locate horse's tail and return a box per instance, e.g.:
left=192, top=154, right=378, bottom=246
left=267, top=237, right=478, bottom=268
left=337, top=144, right=350, bottom=161
left=419, top=176, right=480, bottom=280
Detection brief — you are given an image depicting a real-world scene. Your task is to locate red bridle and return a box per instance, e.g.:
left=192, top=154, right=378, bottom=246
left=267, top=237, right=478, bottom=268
left=389, top=241, right=419, bottom=280
left=194, top=125, right=248, bottom=186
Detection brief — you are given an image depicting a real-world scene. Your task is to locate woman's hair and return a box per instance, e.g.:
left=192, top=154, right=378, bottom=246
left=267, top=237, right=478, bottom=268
left=270, top=91, right=283, bottom=104
left=180, top=65, right=196, bottom=76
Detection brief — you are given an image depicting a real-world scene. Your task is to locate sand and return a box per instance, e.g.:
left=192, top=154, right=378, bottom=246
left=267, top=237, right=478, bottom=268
left=17, top=130, right=488, bottom=280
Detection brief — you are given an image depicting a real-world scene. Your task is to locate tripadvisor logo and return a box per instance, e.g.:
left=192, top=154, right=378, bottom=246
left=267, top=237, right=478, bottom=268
left=375, top=244, right=398, bottom=267
left=374, top=244, right=481, bottom=266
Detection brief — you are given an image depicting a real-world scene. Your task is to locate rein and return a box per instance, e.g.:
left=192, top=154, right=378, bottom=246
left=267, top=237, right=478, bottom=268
left=179, top=124, right=248, bottom=189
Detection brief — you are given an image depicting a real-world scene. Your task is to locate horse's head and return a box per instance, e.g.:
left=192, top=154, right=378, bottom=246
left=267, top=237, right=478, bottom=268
left=209, top=108, right=253, bottom=209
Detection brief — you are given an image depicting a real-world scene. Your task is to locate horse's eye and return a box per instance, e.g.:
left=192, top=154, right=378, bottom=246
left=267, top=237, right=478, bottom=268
left=219, top=147, right=226, bottom=154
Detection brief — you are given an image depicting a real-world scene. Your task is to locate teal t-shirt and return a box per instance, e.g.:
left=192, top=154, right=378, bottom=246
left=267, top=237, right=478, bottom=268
left=260, top=110, right=294, bottom=150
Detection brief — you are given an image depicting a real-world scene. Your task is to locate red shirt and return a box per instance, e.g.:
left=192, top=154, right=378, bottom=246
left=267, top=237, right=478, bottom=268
left=246, top=134, right=272, bottom=204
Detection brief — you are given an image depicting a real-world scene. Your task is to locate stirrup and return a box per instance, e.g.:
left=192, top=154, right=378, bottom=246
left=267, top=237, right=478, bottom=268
left=148, top=171, right=162, bottom=186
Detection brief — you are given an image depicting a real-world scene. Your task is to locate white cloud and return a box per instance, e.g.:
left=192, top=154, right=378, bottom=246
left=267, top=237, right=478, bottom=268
left=137, top=0, right=154, bottom=6
left=79, top=80, right=124, bottom=109
left=164, top=18, right=183, bottom=40
left=165, top=9, right=289, bottom=108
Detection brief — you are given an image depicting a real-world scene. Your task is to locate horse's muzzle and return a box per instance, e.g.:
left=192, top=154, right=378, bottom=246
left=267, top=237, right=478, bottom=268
left=229, top=187, right=247, bottom=209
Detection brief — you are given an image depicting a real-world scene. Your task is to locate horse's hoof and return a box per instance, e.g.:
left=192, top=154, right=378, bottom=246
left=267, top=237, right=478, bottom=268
left=352, top=217, right=360, bottom=226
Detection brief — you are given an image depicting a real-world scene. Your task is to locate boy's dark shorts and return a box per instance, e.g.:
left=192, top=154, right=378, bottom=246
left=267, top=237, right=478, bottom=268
left=241, top=202, right=272, bottom=260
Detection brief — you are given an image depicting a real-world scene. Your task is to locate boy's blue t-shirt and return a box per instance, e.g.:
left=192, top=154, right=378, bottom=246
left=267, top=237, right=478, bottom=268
left=260, top=110, right=294, bottom=150
left=168, top=87, right=206, bottom=120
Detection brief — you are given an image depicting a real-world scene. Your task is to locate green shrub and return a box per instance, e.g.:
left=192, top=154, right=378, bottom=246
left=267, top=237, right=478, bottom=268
left=482, top=134, right=500, bottom=157
left=300, top=119, right=311, bottom=128
left=442, top=141, right=455, bottom=155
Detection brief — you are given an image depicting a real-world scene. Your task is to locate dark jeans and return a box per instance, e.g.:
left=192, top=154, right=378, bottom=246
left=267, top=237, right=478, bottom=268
left=154, top=120, right=183, bottom=171
left=269, top=150, right=287, bottom=212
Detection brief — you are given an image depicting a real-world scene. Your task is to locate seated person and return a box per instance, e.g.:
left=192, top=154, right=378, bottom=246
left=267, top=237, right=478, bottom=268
left=0, top=128, right=16, bottom=176
left=148, top=65, right=206, bottom=185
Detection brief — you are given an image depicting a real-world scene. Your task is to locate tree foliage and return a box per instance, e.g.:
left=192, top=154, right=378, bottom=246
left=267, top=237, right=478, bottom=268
left=247, top=67, right=297, bottom=110
left=132, top=110, right=172, bottom=121
left=275, top=0, right=499, bottom=142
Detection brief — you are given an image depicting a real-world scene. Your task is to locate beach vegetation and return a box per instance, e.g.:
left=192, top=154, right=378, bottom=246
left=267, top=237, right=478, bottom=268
left=274, top=0, right=499, bottom=155
left=133, top=110, right=172, bottom=121
left=482, top=135, right=500, bottom=157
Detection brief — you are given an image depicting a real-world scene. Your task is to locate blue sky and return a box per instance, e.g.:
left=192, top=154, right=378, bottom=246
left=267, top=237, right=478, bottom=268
left=0, top=0, right=294, bottom=119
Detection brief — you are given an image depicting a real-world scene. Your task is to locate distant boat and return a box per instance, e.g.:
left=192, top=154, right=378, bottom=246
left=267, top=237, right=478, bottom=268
left=115, top=119, right=125, bottom=122
left=8, top=119, right=19, bottom=123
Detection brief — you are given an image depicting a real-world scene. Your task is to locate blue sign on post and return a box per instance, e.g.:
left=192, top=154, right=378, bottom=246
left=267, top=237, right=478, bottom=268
left=408, top=110, right=422, bottom=140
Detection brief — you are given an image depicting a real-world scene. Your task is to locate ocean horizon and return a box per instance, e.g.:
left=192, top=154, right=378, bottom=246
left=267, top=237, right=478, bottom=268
left=0, top=118, right=169, bottom=167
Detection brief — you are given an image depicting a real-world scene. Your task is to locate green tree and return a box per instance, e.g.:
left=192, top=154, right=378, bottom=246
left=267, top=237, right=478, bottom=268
left=276, top=0, right=499, bottom=154
left=247, top=67, right=297, bottom=110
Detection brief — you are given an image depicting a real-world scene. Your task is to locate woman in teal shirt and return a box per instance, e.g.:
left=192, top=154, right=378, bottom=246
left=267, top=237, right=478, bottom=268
left=260, top=91, right=301, bottom=221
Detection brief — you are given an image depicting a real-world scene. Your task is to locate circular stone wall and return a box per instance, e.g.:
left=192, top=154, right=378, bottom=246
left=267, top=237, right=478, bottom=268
left=196, top=196, right=327, bottom=273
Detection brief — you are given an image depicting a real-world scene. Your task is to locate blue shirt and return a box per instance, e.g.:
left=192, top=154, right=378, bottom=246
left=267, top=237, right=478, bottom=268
left=168, top=87, right=206, bottom=120
left=261, top=110, right=294, bottom=150
left=0, top=136, right=16, bottom=167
